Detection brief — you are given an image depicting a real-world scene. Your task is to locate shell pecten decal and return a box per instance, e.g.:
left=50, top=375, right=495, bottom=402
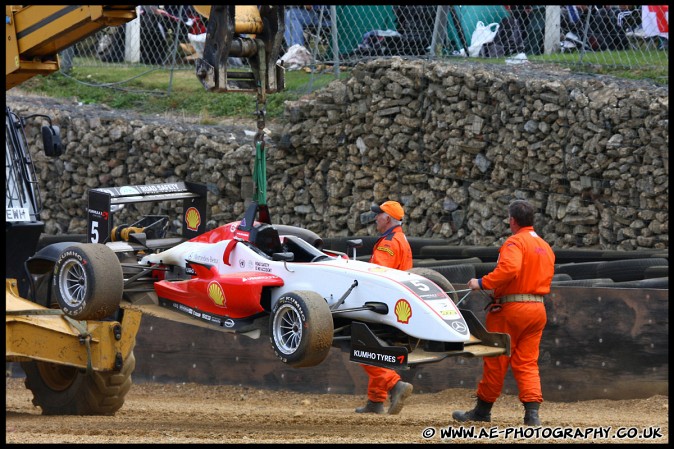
left=208, top=281, right=227, bottom=308
left=394, top=299, right=412, bottom=324
left=185, top=207, right=201, bottom=231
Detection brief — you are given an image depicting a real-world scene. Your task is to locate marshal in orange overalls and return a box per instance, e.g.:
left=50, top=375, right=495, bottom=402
left=362, top=225, right=413, bottom=402
left=476, top=225, right=555, bottom=404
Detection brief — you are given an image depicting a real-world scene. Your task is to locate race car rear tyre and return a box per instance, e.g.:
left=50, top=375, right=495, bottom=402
left=53, top=243, right=123, bottom=320
left=270, top=290, right=334, bottom=368
left=407, top=267, right=458, bottom=303
left=20, top=348, right=136, bottom=415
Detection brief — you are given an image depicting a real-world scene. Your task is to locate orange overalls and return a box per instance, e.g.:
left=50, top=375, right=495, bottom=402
left=363, top=225, right=413, bottom=402
left=476, top=226, right=555, bottom=404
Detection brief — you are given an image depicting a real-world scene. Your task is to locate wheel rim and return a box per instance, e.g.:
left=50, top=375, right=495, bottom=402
left=36, top=362, right=78, bottom=392
left=58, top=259, right=87, bottom=308
left=272, top=304, right=303, bottom=355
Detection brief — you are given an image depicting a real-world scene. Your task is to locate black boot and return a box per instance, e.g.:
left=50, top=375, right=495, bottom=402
left=355, top=400, right=385, bottom=414
left=523, top=402, right=541, bottom=426
left=452, top=397, right=493, bottom=422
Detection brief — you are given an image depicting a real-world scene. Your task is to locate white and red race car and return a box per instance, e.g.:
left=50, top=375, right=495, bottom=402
left=30, top=182, right=509, bottom=369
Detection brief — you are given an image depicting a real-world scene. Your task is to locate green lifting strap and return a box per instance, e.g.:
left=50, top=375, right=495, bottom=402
left=252, top=139, right=267, bottom=206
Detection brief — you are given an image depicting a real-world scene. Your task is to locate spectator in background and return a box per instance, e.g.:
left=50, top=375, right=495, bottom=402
left=284, top=5, right=331, bottom=48
left=506, top=5, right=545, bottom=55
left=491, top=7, right=526, bottom=58
left=561, top=5, right=638, bottom=51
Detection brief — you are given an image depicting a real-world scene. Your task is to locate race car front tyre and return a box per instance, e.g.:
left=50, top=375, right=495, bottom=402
left=270, top=290, right=334, bottom=368
left=53, top=243, right=123, bottom=320
left=407, top=267, right=458, bottom=302
left=20, top=348, right=135, bottom=415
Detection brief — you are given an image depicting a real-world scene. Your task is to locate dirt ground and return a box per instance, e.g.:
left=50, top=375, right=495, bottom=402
left=5, top=377, right=668, bottom=444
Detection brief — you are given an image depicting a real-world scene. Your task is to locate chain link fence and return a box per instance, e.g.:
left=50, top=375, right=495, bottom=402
left=59, top=5, right=668, bottom=93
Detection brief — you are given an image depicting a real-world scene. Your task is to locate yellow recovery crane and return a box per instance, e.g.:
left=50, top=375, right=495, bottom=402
left=5, top=4, right=284, bottom=415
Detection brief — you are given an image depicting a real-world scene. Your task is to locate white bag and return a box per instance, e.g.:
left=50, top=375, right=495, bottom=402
left=278, top=44, right=313, bottom=71
left=468, top=21, right=500, bottom=57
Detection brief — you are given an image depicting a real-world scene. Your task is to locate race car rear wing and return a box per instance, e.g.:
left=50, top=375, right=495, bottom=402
left=87, top=181, right=208, bottom=244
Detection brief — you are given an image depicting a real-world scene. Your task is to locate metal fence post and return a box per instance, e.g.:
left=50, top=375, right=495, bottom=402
left=331, top=5, right=339, bottom=78
left=544, top=6, right=561, bottom=54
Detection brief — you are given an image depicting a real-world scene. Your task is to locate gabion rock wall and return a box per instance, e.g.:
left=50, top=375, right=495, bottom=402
left=275, top=59, right=668, bottom=250
left=8, top=58, right=668, bottom=250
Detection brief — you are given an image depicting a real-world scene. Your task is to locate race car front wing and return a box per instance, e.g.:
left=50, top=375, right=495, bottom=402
left=349, top=309, right=511, bottom=369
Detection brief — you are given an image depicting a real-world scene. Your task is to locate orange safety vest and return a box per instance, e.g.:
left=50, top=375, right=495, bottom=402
left=481, top=226, right=555, bottom=298
left=369, top=225, right=413, bottom=270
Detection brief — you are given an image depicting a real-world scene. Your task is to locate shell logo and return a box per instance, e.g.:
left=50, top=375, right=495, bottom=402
left=208, top=281, right=227, bottom=308
left=394, top=299, right=412, bottom=324
left=368, top=266, right=388, bottom=273
left=185, top=207, right=201, bottom=231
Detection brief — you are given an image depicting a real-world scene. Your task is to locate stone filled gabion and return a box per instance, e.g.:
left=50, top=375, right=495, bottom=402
left=8, top=58, right=668, bottom=250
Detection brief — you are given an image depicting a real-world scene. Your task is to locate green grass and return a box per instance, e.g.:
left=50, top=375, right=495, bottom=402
left=14, top=62, right=349, bottom=122
left=532, top=49, right=668, bottom=83
left=13, top=52, right=666, bottom=122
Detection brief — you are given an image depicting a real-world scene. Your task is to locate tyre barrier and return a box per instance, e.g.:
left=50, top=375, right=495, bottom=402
left=553, top=261, right=603, bottom=280
left=595, top=257, right=669, bottom=282
left=418, top=245, right=466, bottom=259
left=551, top=273, right=573, bottom=282
left=594, top=277, right=668, bottom=289
left=473, top=262, right=497, bottom=278
left=407, top=238, right=451, bottom=256
left=275, top=225, right=324, bottom=250
left=322, top=237, right=453, bottom=259
left=430, top=264, right=476, bottom=284
left=418, top=245, right=499, bottom=261
left=322, top=235, right=380, bottom=257
left=551, top=278, right=615, bottom=287
left=649, top=252, right=669, bottom=261
left=552, top=248, right=611, bottom=263
left=321, top=238, right=668, bottom=287
left=462, top=246, right=500, bottom=262
left=643, top=265, right=668, bottom=279
left=412, top=257, right=482, bottom=268
left=601, top=249, right=667, bottom=261
left=551, top=248, right=665, bottom=263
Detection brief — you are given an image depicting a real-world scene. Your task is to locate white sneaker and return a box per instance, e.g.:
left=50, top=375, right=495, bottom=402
left=560, top=40, right=577, bottom=50
left=565, top=32, right=581, bottom=43
left=625, top=27, right=645, bottom=39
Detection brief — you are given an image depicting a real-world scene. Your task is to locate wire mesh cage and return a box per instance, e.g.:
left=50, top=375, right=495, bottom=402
left=56, top=5, right=668, bottom=93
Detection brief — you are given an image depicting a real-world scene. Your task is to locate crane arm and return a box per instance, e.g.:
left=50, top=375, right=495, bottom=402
left=6, top=5, right=137, bottom=90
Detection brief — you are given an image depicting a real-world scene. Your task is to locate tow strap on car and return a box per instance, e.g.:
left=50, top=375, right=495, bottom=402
left=6, top=308, right=94, bottom=375
left=252, top=139, right=267, bottom=205
left=252, top=46, right=268, bottom=207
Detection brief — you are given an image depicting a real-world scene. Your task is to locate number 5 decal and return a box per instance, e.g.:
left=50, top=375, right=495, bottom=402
left=410, top=279, right=430, bottom=292
left=88, top=190, right=111, bottom=244
left=90, top=220, right=99, bottom=243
